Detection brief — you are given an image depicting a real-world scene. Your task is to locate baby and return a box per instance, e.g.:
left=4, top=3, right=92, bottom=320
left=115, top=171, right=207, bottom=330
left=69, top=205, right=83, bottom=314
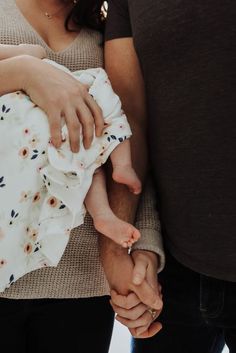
left=0, top=44, right=142, bottom=291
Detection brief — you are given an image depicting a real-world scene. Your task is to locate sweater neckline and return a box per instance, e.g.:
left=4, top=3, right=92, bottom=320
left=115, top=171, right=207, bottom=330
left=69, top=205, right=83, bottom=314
left=10, top=0, right=83, bottom=54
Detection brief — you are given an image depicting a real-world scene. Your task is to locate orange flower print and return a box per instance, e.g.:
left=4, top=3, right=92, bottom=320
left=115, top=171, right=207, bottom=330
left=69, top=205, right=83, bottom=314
left=29, top=135, right=40, bottom=148
left=32, top=192, right=41, bottom=203
left=0, top=259, right=7, bottom=268
left=30, top=229, right=38, bottom=241
left=24, top=242, right=33, bottom=254
left=23, top=128, right=30, bottom=136
left=47, top=196, right=58, bottom=208
left=20, top=191, right=31, bottom=202
left=77, top=160, right=85, bottom=169
left=19, top=147, right=29, bottom=159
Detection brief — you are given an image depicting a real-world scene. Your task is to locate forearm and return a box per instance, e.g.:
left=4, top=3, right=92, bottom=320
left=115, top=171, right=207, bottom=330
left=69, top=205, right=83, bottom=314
left=0, top=44, right=22, bottom=60
left=99, top=170, right=140, bottom=280
left=0, top=55, right=30, bottom=94
left=107, top=126, right=147, bottom=220
left=100, top=38, right=148, bottom=257
left=105, top=37, right=148, bottom=224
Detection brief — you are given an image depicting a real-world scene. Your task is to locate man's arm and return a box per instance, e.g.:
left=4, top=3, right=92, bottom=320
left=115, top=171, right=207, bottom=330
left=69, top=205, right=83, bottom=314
left=99, top=38, right=163, bottom=337
left=100, top=38, right=148, bottom=286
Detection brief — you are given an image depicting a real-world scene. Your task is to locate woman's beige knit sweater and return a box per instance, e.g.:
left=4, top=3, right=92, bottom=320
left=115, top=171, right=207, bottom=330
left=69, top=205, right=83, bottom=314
left=0, top=0, right=164, bottom=299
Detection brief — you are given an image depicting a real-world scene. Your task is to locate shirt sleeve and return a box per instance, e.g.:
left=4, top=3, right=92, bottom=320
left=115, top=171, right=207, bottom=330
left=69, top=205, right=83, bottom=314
left=133, top=177, right=165, bottom=273
left=105, top=0, right=132, bottom=41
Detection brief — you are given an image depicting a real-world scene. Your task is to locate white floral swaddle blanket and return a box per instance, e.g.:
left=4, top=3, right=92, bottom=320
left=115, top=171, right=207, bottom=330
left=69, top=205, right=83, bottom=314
left=0, top=60, right=131, bottom=292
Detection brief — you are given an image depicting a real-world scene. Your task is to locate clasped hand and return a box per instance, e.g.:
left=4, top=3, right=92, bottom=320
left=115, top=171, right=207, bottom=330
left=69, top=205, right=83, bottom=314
left=104, top=248, right=163, bottom=338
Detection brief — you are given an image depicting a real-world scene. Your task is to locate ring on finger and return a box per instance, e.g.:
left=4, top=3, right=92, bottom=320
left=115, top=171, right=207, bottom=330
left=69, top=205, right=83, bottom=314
left=147, top=307, right=158, bottom=320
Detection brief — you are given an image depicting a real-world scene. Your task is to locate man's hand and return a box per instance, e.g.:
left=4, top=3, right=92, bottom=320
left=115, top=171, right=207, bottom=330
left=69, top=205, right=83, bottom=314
left=103, top=36, right=163, bottom=338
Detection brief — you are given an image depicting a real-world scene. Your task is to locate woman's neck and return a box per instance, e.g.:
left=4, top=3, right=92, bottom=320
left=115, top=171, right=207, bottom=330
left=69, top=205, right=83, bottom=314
left=17, top=0, right=75, bottom=20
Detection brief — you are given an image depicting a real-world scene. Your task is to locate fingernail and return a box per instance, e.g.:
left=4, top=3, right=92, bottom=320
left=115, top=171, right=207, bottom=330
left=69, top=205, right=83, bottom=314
left=72, top=147, right=79, bottom=153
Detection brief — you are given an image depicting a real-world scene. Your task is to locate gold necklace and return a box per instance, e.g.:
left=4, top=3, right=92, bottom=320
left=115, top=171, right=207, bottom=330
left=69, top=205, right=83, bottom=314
left=36, top=0, right=78, bottom=20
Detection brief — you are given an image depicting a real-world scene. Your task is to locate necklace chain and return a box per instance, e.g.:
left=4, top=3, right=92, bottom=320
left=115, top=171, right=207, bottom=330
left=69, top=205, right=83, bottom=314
left=36, top=0, right=78, bottom=20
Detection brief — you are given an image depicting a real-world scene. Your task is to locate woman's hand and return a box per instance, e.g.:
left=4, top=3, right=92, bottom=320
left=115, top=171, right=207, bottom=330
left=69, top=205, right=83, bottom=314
left=22, top=55, right=104, bottom=152
left=111, top=290, right=162, bottom=338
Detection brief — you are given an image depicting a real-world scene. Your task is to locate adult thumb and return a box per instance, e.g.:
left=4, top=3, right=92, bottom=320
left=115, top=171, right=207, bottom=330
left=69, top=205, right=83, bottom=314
left=132, top=257, right=147, bottom=285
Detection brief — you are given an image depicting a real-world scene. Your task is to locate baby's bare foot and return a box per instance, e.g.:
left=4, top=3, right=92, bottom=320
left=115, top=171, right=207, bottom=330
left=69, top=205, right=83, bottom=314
left=112, top=165, right=142, bottom=195
left=94, top=213, right=141, bottom=248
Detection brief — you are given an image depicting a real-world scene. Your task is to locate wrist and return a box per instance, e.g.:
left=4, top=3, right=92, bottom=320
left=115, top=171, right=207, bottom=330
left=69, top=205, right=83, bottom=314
left=16, top=55, right=39, bottom=91
left=99, top=235, right=129, bottom=257
left=1, top=55, right=34, bottom=92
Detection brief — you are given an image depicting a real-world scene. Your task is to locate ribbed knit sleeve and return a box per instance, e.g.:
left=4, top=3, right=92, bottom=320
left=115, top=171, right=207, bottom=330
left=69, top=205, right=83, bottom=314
left=133, top=178, right=165, bottom=272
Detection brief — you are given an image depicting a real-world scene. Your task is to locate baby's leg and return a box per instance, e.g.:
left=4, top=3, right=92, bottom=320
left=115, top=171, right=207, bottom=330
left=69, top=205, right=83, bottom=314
left=111, top=139, right=142, bottom=195
left=85, top=167, right=140, bottom=248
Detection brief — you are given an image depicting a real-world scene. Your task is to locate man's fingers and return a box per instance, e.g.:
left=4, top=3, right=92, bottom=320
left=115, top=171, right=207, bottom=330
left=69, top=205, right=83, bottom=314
left=110, top=290, right=140, bottom=309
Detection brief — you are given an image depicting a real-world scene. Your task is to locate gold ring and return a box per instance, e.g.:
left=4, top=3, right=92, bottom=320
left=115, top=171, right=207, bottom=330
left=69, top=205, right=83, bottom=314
left=147, top=307, right=157, bottom=320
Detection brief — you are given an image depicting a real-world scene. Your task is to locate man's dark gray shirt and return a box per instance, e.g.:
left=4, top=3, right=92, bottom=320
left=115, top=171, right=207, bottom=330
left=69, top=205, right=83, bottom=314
left=105, top=0, right=236, bottom=281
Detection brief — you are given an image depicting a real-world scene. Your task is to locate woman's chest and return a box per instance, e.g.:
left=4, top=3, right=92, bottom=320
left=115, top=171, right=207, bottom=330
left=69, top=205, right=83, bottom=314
left=0, top=13, right=103, bottom=71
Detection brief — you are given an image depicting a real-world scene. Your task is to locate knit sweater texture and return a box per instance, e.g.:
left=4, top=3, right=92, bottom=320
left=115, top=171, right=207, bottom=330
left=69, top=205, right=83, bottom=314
left=0, top=0, right=164, bottom=299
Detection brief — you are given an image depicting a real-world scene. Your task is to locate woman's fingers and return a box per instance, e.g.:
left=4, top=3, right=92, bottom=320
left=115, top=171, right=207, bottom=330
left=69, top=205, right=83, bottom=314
left=131, top=321, right=162, bottom=339
left=64, top=107, right=81, bottom=153
left=135, top=309, right=162, bottom=336
left=110, top=290, right=140, bottom=309
left=76, top=100, right=95, bottom=150
left=66, top=91, right=104, bottom=151
left=24, top=58, right=104, bottom=151
left=111, top=301, right=147, bottom=321
left=75, top=85, right=104, bottom=148
left=85, top=94, right=104, bottom=137
left=116, top=308, right=160, bottom=329
left=47, top=111, right=62, bottom=149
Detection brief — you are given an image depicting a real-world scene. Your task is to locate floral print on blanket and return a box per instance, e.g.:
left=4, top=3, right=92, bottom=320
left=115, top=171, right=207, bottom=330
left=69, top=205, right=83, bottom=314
left=0, top=62, right=131, bottom=292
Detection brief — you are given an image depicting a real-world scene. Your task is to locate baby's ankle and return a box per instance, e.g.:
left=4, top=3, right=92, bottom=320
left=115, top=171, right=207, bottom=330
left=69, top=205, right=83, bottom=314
left=112, top=164, right=142, bottom=194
